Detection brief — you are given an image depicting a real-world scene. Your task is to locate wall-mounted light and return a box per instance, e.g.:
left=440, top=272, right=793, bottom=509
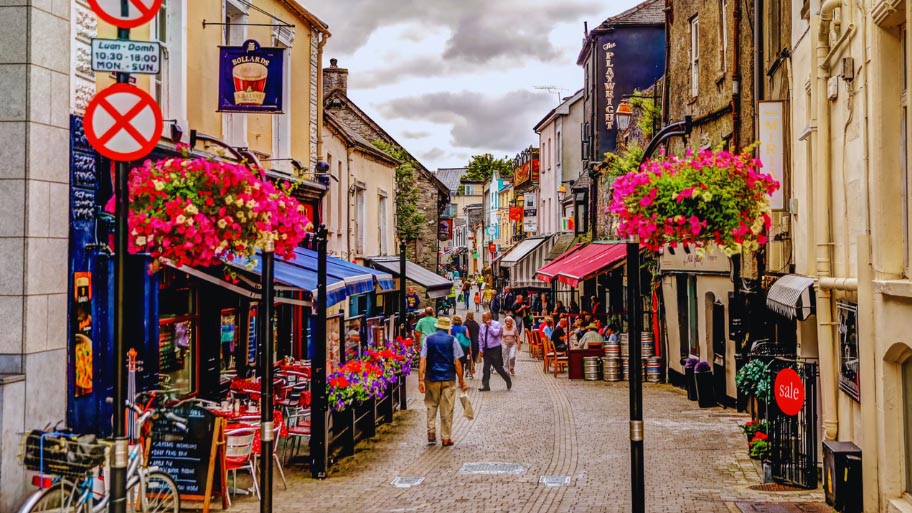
left=615, top=100, right=633, bottom=131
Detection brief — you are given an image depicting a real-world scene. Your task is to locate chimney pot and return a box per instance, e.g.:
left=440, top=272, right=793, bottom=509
left=324, top=58, right=348, bottom=97
left=330, top=58, right=338, bottom=67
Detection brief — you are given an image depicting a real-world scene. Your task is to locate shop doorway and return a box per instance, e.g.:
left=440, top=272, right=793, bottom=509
left=711, top=299, right=726, bottom=403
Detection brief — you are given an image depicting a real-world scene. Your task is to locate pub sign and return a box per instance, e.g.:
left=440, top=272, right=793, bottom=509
left=219, top=39, right=285, bottom=113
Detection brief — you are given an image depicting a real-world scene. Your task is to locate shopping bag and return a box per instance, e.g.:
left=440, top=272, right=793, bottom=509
left=460, top=391, right=475, bottom=420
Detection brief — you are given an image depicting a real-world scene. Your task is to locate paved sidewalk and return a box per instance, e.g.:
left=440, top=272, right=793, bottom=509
left=228, top=310, right=826, bottom=513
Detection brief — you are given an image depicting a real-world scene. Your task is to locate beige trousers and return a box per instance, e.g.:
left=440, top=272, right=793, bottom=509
left=424, top=380, right=457, bottom=439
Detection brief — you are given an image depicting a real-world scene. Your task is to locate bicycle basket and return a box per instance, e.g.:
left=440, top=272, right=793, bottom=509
left=20, top=430, right=108, bottom=479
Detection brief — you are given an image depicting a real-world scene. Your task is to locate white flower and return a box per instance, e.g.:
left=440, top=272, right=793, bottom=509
left=235, top=199, right=244, bottom=207
left=175, top=215, right=186, bottom=224
left=217, top=219, right=227, bottom=229
left=225, top=195, right=234, bottom=205
left=135, top=236, right=147, bottom=246
left=246, top=199, right=257, bottom=209
left=153, top=180, right=164, bottom=191
left=702, top=191, right=713, bottom=202
left=695, top=246, right=706, bottom=258
left=186, top=204, right=199, bottom=215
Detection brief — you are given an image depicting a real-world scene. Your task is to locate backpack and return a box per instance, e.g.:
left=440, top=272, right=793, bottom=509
left=455, top=330, right=471, bottom=351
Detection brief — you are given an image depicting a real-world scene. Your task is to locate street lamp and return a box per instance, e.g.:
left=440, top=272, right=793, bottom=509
left=616, top=100, right=633, bottom=131
left=626, top=115, right=692, bottom=513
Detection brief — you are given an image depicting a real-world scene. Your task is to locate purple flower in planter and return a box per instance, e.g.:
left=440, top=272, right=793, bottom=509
left=684, top=357, right=700, bottom=369
left=695, top=361, right=712, bottom=373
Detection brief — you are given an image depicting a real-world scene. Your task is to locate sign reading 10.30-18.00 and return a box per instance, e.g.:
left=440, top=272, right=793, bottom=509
left=91, top=38, right=161, bottom=75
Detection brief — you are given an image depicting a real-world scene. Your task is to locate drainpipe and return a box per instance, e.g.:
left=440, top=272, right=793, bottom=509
left=814, top=0, right=841, bottom=442
left=663, top=0, right=672, bottom=126
left=754, top=0, right=763, bottom=110
left=316, top=32, right=330, bottom=161
left=731, top=0, right=742, bottom=150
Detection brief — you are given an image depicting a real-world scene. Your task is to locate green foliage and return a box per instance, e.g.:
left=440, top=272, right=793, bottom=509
left=629, top=89, right=661, bottom=140
left=602, top=143, right=644, bottom=180
left=462, top=153, right=514, bottom=183
left=736, top=359, right=772, bottom=401
left=749, top=439, right=771, bottom=459
left=739, top=420, right=768, bottom=439
left=373, top=140, right=425, bottom=241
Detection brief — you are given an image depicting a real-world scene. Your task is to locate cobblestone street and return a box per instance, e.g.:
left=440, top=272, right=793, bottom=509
left=229, top=312, right=827, bottom=513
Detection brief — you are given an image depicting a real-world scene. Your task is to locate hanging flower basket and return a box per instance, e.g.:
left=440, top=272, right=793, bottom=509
left=127, top=156, right=312, bottom=270
left=610, top=148, right=779, bottom=255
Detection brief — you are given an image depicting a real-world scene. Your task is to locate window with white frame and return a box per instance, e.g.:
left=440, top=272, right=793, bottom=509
left=151, top=0, right=171, bottom=117
left=904, top=357, right=912, bottom=493
left=691, top=16, right=700, bottom=97
left=337, top=160, right=344, bottom=236
left=719, top=0, right=728, bottom=71
left=325, top=152, right=333, bottom=231
left=151, top=0, right=184, bottom=128
left=379, top=193, right=389, bottom=255
left=903, top=23, right=911, bottom=276
left=272, top=24, right=294, bottom=172
left=355, top=185, right=366, bottom=255
left=223, top=0, right=247, bottom=146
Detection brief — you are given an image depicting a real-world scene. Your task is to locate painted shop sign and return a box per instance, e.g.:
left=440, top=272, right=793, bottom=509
left=603, top=41, right=617, bottom=130
left=218, top=39, right=285, bottom=113
left=758, top=101, right=786, bottom=210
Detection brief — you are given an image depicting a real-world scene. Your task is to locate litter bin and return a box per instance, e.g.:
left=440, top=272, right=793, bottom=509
left=683, top=358, right=698, bottom=401
left=823, top=440, right=862, bottom=513
left=694, top=361, right=715, bottom=408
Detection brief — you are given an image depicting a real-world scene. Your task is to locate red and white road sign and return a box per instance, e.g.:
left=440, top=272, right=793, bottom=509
left=774, top=368, right=805, bottom=417
left=89, top=0, right=162, bottom=29
left=84, top=83, right=162, bottom=161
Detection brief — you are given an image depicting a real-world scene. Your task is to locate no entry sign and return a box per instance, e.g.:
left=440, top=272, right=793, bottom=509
left=89, top=0, right=162, bottom=29
left=84, top=83, right=162, bottom=161
left=774, top=368, right=805, bottom=417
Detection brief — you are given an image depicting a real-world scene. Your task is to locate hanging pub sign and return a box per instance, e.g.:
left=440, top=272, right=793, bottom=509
left=438, top=219, right=453, bottom=241
left=218, top=39, right=285, bottom=113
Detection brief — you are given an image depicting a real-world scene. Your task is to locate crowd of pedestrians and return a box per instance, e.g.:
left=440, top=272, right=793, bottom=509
left=413, top=277, right=622, bottom=446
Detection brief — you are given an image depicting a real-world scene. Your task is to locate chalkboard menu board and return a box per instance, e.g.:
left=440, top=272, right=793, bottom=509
left=147, top=404, right=226, bottom=511
left=248, top=303, right=258, bottom=366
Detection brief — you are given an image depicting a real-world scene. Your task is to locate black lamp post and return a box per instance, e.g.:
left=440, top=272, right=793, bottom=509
left=311, top=226, right=329, bottom=478
left=614, top=107, right=692, bottom=513
left=259, top=235, right=276, bottom=513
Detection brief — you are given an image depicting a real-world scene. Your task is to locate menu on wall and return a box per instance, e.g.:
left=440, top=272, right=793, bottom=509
left=147, top=404, right=226, bottom=511
left=837, top=301, right=860, bottom=402
left=159, top=324, right=178, bottom=373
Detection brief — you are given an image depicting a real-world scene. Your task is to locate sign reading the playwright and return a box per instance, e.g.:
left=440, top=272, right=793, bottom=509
left=218, top=39, right=285, bottom=113
left=91, top=39, right=161, bottom=74
left=758, top=101, right=786, bottom=210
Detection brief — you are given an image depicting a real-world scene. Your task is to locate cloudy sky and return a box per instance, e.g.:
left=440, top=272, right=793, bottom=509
left=314, top=0, right=641, bottom=171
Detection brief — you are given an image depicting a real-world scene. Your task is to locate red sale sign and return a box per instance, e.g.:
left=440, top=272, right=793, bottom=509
left=774, top=368, right=805, bottom=416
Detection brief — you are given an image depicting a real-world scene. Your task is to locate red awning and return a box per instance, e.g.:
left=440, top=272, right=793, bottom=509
left=553, top=242, right=627, bottom=287
left=535, top=244, right=585, bottom=283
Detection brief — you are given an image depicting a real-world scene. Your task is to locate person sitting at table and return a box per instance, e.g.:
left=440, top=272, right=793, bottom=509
left=568, top=318, right=583, bottom=349
left=577, top=322, right=604, bottom=349
left=539, top=317, right=554, bottom=339
left=552, top=300, right=567, bottom=317
left=604, top=324, right=620, bottom=343
left=550, top=318, right=568, bottom=352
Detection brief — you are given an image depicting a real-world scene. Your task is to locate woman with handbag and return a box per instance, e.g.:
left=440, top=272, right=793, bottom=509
left=450, top=315, right=473, bottom=379
left=502, top=316, right=520, bottom=376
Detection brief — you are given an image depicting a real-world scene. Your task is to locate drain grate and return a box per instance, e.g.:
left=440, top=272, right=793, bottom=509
left=391, top=477, right=425, bottom=488
left=459, top=462, right=527, bottom=475
left=748, top=483, right=811, bottom=492
left=539, top=476, right=571, bottom=487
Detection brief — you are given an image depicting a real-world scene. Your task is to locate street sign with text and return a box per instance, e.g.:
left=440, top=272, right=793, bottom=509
left=92, top=39, right=161, bottom=75
left=89, top=0, right=162, bottom=29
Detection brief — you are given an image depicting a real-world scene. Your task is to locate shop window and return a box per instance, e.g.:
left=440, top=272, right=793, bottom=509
left=272, top=23, right=294, bottom=172
left=379, top=194, right=389, bottom=255
left=904, top=358, right=912, bottom=493
left=355, top=185, right=366, bottom=255
left=837, top=301, right=860, bottom=402
left=159, top=286, right=196, bottom=396
left=676, top=275, right=699, bottom=357
left=220, top=308, right=238, bottom=371
left=151, top=0, right=185, bottom=129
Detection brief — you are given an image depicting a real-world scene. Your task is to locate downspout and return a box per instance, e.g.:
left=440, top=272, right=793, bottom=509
left=316, top=31, right=330, bottom=162
left=731, top=0, right=742, bottom=150
left=754, top=0, right=763, bottom=113
left=663, top=0, right=672, bottom=126
left=814, top=0, right=841, bottom=442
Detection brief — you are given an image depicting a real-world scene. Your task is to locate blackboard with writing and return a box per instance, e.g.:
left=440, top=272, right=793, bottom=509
left=248, top=304, right=258, bottom=366
left=147, top=404, right=225, bottom=511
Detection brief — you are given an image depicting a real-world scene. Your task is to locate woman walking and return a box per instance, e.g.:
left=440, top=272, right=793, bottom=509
left=502, top=316, right=520, bottom=376
left=464, top=311, right=480, bottom=379
left=450, top=315, right=472, bottom=377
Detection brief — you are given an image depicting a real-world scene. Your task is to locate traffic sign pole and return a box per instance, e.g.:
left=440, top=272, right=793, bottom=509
left=111, top=2, right=133, bottom=513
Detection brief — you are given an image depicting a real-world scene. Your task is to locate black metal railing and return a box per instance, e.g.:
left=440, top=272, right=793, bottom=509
left=764, top=357, right=819, bottom=489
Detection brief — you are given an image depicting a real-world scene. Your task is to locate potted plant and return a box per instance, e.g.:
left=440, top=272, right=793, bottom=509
left=736, top=358, right=772, bottom=416
left=694, top=360, right=715, bottom=407
left=610, top=147, right=780, bottom=255
left=739, top=420, right=768, bottom=443
left=749, top=432, right=771, bottom=460
left=683, top=357, right=699, bottom=401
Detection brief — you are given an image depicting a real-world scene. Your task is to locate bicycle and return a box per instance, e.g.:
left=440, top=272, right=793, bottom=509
left=17, top=401, right=186, bottom=513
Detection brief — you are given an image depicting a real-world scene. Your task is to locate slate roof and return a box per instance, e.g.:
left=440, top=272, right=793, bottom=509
left=436, top=167, right=468, bottom=193
left=597, top=0, right=665, bottom=28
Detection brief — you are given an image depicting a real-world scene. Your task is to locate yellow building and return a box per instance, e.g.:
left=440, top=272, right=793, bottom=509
left=78, top=0, right=330, bottom=202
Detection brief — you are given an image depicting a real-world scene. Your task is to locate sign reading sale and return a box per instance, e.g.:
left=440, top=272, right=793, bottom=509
left=774, top=368, right=805, bottom=417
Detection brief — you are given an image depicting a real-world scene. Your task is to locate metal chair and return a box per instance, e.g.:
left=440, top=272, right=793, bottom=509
left=225, top=428, right=259, bottom=502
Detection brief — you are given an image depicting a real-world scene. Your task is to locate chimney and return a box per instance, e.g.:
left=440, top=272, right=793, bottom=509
left=323, top=58, right=348, bottom=97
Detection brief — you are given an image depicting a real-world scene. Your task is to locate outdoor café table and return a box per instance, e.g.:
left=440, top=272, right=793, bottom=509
left=278, top=361, right=311, bottom=375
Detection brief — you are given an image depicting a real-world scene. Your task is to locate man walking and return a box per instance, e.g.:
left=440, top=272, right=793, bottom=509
left=415, top=307, right=437, bottom=349
left=418, top=317, right=467, bottom=446
left=478, top=311, right=512, bottom=391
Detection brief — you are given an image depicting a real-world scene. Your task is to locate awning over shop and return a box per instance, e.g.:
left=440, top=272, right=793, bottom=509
left=766, top=274, right=816, bottom=321
left=290, top=247, right=395, bottom=292
left=536, top=244, right=585, bottom=282
left=227, top=253, right=350, bottom=307
left=500, top=236, right=549, bottom=268
left=367, top=256, right=454, bottom=299
left=547, top=242, right=627, bottom=288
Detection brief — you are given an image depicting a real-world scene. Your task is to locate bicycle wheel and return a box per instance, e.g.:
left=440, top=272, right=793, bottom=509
left=21, top=481, right=82, bottom=513
left=133, top=472, right=180, bottom=513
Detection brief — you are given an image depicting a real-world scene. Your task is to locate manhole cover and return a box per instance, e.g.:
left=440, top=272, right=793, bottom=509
left=748, top=484, right=810, bottom=492
left=391, top=477, right=425, bottom=488
left=459, top=462, right=527, bottom=475
left=735, top=502, right=831, bottom=513
left=539, top=476, right=571, bottom=487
